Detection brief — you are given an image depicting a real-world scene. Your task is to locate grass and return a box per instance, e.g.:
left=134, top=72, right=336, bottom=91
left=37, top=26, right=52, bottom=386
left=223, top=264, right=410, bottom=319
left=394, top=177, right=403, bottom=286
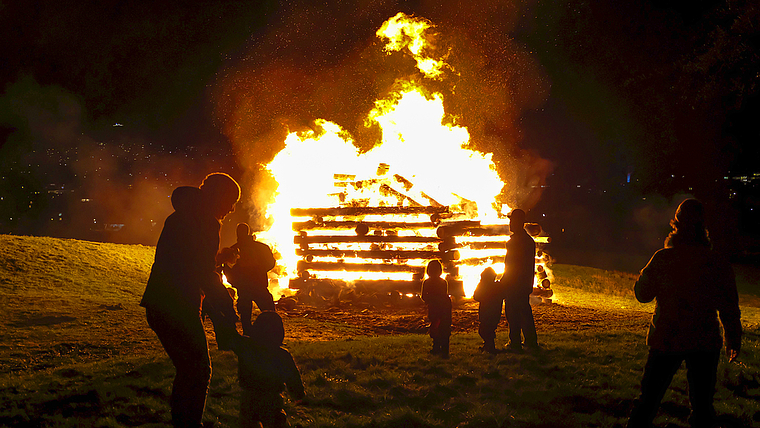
left=2, top=235, right=760, bottom=427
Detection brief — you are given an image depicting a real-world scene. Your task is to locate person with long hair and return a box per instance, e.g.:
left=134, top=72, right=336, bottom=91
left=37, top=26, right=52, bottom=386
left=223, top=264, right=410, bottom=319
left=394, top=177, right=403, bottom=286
left=628, top=199, right=742, bottom=428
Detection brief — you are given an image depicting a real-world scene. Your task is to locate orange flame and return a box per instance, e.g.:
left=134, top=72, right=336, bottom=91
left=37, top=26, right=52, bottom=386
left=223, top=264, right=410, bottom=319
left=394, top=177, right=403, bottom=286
left=254, top=13, right=551, bottom=299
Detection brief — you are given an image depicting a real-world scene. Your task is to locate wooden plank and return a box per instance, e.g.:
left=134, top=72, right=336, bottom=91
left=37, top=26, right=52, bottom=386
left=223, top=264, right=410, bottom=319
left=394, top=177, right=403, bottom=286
left=297, top=261, right=425, bottom=273
left=296, top=248, right=460, bottom=261
left=288, top=278, right=465, bottom=295
left=294, top=235, right=440, bottom=244
left=290, top=206, right=449, bottom=217
left=292, top=220, right=437, bottom=230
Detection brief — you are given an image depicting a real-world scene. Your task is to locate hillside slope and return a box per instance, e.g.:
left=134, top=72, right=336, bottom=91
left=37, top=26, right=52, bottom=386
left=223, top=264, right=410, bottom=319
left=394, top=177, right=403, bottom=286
left=1, top=235, right=159, bottom=372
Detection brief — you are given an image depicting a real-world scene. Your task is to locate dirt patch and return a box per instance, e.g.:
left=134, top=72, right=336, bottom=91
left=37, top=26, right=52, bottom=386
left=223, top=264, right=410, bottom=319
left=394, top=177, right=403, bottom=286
left=277, top=300, right=651, bottom=342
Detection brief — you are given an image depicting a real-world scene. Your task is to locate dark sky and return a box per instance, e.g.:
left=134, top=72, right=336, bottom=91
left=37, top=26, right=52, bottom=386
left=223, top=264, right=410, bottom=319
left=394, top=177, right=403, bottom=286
left=1, top=0, right=757, bottom=250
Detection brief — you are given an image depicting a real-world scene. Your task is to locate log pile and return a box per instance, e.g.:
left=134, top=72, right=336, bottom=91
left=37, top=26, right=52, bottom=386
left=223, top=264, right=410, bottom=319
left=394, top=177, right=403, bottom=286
left=286, top=172, right=552, bottom=301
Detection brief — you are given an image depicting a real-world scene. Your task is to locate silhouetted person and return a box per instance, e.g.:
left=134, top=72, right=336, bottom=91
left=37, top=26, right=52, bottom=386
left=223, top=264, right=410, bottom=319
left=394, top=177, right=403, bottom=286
left=230, top=311, right=305, bottom=428
left=224, top=223, right=276, bottom=336
left=502, top=208, right=538, bottom=352
left=474, top=266, right=502, bottom=354
left=421, top=259, right=451, bottom=357
left=628, top=199, right=742, bottom=428
left=140, top=172, right=241, bottom=428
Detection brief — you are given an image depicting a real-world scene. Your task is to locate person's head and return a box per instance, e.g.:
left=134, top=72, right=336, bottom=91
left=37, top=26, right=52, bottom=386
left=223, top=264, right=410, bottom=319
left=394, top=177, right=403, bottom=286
left=508, top=209, right=526, bottom=232
left=426, top=259, right=443, bottom=278
left=251, top=310, right=285, bottom=347
left=236, top=223, right=251, bottom=241
left=199, top=172, right=240, bottom=220
left=666, top=198, right=710, bottom=248
left=480, top=266, right=497, bottom=284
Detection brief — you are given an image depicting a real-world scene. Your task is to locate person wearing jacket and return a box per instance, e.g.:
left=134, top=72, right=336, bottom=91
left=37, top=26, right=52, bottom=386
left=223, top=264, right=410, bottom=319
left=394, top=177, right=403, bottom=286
left=627, top=199, right=742, bottom=428
left=502, top=208, right=538, bottom=352
left=141, top=172, right=241, bottom=428
left=473, top=266, right=503, bottom=354
left=224, top=222, right=277, bottom=336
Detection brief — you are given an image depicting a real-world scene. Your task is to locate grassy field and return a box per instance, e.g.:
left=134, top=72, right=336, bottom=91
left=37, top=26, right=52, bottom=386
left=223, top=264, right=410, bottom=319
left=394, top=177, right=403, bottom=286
left=2, top=235, right=760, bottom=427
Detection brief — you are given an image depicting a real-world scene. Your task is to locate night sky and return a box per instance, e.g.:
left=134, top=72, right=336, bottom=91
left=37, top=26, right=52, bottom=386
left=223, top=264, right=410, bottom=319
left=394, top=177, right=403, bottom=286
left=1, top=0, right=757, bottom=258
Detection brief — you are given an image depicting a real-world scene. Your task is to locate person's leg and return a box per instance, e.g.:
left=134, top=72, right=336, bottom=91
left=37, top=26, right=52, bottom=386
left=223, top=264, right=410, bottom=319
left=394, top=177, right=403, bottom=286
left=628, top=350, right=683, bottom=428
left=240, top=389, right=268, bottom=428
left=504, top=298, right=522, bottom=350
left=252, top=288, right=276, bottom=312
left=147, top=309, right=211, bottom=428
left=238, top=296, right=254, bottom=336
left=518, top=296, right=538, bottom=348
left=685, top=350, right=720, bottom=428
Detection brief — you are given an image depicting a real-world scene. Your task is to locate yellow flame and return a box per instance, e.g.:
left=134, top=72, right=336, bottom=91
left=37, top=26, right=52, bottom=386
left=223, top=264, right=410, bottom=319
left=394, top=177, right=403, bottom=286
left=376, top=12, right=446, bottom=79
left=254, top=13, right=551, bottom=300
left=260, top=84, right=510, bottom=297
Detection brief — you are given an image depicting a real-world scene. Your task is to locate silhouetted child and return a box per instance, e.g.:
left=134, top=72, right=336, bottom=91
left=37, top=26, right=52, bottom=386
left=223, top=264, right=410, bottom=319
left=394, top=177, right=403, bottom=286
left=421, top=260, right=452, bottom=357
left=225, top=222, right=277, bottom=336
left=473, top=267, right=502, bottom=354
left=231, top=311, right=305, bottom=428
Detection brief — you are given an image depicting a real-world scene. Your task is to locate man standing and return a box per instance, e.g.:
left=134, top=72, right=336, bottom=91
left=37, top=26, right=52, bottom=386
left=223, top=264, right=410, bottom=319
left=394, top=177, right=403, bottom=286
left=502, top=208, right=538, bottom=351
left=141, top=172, right=241, bottom=428
left=627, top=199, right=741, bottom=428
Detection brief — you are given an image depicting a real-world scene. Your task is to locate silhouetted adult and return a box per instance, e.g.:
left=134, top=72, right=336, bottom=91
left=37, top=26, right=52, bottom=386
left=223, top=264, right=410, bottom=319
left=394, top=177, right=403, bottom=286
left=627, top=199, right=742, bottom=428
left=226, top=222, right=276, bottom=336
left=141, top=172, right=241, bottom=428
left=502, top=208, right=538, bottom=351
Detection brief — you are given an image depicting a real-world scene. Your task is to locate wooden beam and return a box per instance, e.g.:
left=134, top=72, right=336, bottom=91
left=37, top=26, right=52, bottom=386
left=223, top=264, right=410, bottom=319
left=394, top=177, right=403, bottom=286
left=294, top=235, right=440, bottom=244
left=297, top=261, right=425, bottom=273
left=296, top=248, right=460, bottom=261
left=288, top=278, right=465, bottom=296
left=290, top=206, right=449, bottom=217
left=292, top=220, right=437, bottom=231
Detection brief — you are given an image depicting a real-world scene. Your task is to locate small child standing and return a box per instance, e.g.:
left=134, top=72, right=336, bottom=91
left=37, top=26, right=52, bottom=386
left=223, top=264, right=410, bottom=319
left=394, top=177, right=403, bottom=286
left=473, top=267, right=503, bottom=354
left=421, top=260, right=452, bottom=357
left=230, top=311, right=305, bottom=428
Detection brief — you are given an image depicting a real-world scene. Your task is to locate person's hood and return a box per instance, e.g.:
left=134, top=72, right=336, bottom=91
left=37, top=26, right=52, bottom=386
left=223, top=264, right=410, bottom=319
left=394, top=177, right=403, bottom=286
left=171, top=186, right=202, bottom=214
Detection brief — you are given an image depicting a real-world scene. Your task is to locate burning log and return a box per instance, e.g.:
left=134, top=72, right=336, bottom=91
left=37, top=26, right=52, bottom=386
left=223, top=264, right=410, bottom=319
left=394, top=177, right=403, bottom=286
left=289, top=277, right=465, bottom=296
left=293, top=220, right=438, bottom=230
left=290, top=206, right=449, bottom=217
left=296, top=248, right=460, bottom=261
left=297, top=260, right=425, bottom=273
left=294, top=235, right=440, bottom=244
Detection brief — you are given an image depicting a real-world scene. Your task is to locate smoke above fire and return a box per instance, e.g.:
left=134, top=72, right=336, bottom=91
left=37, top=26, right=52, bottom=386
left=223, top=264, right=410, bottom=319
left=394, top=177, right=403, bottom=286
left=212, top=9, right=554, bottom=295
left=213, top=5, right=554, bottom=232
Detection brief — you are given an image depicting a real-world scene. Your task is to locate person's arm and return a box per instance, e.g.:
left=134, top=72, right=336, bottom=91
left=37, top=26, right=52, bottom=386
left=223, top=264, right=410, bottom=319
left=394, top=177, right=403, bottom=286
left=198, top=220, right=237, bottom=319
left=282, top=350, right=306, bottom=401
left=717, top=260, right=742, bottom=361
left=633, top=251, right=663, bottom=303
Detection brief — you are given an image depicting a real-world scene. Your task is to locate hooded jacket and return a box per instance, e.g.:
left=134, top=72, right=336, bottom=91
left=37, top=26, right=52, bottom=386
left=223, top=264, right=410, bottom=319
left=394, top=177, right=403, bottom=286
left=141, top=186, right=234, bottom=318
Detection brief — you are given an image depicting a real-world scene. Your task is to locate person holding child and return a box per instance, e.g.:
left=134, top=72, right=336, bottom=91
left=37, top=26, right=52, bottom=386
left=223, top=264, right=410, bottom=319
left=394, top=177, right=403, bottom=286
left=229, top=311, right=305, bottom=428
left=421, top=259, right=452, bottom=357
left=141, top=172, right=240, bottom=428
left=473, top=266, right=503, bottom=354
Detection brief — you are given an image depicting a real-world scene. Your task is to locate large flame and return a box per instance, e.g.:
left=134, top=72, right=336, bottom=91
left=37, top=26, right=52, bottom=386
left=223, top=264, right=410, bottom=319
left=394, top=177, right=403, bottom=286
left=256, top=13, right=549, bottom=299
left=377, top=12, right=446, bottom=79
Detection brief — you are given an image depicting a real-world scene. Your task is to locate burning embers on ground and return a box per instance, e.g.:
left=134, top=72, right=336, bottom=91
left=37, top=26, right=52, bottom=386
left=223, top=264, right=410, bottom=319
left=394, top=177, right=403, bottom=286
left=247, top=13, right=553, bottom=305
